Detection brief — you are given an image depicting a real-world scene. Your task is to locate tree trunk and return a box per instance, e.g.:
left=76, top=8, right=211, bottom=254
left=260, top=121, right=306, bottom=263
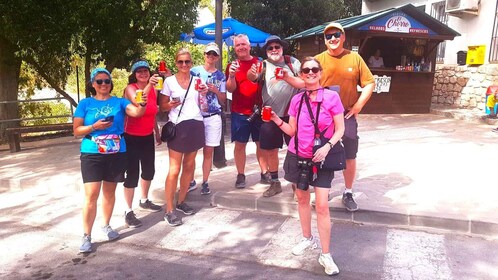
left=0, top=35, right=22, bottom=141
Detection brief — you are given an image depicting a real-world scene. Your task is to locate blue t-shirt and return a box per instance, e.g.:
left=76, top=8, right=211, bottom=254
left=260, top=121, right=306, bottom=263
left=190, top=66, right=226, bottom=116
left=74, top=96, right=131, bottom=153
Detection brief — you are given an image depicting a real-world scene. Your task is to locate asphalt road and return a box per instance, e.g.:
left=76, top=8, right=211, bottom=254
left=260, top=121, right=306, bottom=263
left=1, top=197, right=497, bottom=280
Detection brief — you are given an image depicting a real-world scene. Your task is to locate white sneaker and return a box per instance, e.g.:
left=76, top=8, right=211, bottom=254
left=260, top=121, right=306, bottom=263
left=292, top=236, right=318, bottom=256
left=318, top=253, right=340, bottom=276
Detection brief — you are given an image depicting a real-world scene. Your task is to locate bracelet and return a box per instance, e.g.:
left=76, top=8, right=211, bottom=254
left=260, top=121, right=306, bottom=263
left=90, top=124, right=95, bottom=132
left=327, top=142, right=333, bottom=148
left=278, top=120, right=284, bottom=127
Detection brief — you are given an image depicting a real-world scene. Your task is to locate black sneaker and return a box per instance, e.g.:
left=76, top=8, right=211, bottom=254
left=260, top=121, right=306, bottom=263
left=200, top=182, right=211, bottom=195
left=260, top=172, right=272, bottom=185
left=125, top=211, right=142, bottom=228
left=235, top=174, right=246, bottom=189
left=164, top=212, right=182, bottom=226
left=176, top=202, right=196, bottom=215
left=342, top=192, right=358, bottom=212
left=139, top=199, right=162, bottom=212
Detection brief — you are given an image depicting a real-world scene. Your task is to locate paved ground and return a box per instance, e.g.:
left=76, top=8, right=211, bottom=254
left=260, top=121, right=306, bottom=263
left=1, top=106, right=498, bottom=237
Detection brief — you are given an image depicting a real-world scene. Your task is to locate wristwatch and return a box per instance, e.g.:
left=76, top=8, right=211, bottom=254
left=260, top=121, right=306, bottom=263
left=327, top=142, right=333, bottom=148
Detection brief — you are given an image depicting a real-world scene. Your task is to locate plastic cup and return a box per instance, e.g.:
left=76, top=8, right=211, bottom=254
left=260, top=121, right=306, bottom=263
left=275, top=67, right=284, bottom=79
left=262, top=106, right=272, bottom=122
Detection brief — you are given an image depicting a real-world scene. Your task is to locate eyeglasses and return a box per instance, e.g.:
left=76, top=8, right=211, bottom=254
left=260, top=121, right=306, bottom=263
left=95, top=79, right=111, bottom=85
left=324, top=32, right=342, bottom=40
left=176, top=60, right=192, bottom=65
left=205, top=51, right=219, bottom=57
left=267, top=45, right=281, bottom=51
left=301, top=67, right=320, bottom=74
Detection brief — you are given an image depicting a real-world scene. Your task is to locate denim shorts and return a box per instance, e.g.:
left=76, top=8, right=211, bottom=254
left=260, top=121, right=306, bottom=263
left=231, top=113, right=262, bottom=143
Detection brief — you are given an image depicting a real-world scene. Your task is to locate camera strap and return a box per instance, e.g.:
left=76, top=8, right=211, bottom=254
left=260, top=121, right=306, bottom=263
left=294, top=89, right=322, bottom=159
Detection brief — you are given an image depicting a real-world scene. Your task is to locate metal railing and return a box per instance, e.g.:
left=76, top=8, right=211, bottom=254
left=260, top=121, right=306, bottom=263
left=0, top=97, right=74, bottom=124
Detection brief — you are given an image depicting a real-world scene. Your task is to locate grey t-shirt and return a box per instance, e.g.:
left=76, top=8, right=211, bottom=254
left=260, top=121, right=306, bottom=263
left=260, top=57, right=301, bottom=117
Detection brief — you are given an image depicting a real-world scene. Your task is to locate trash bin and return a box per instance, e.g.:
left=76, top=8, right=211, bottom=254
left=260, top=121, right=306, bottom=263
left=457, top=51, right=467, bottom=65
left=485, top=85, right=498, bottom=114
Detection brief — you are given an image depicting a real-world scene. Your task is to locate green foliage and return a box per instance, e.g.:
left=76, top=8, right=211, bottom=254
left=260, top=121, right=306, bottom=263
left=226, top=0, right=362, bottom=38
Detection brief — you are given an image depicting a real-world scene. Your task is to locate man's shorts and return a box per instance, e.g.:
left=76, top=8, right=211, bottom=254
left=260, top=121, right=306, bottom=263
left=260, top=116, right=290, bottom=150
left=231, top=113, right=262, bottom=143
left=343, top=115, right=359, bottom=160
left=283, top=152, right=334, bottom=189
left=203, top=114, right=222, bottom=147
left=80, top=152, right=127, bottom=183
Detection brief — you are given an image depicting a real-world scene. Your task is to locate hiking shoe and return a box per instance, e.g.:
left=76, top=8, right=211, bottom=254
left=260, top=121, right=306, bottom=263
left=79, top=234, right=92, bottom=253
left=188, top=180, right=197, bottom=192
left=235, top=174, right=246, bottom=189
left=164, top=212, right=182, bottom=226
left=260, top=172, right=272, bottom=185
left=125, top=211, right=142, bottom=228
left=176, top=202, right=196, bottom=215
left=292, top=236, right=318, bottom=256
left=101, top=225, right=119, bottom=241
left=200, top=182, right=211, bottom=195
left=139, top=199, right=162, bottom=212
left=492, top=127, right=498, bottom=133
left=318, top=253, right=340, bottom=276
left=263, top=180, right=282, bottom=197
left=342, top=192, right=358, bottom=212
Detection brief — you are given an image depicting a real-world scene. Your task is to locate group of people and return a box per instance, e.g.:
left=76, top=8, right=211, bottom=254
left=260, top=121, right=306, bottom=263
left=73, top=21, right=375, bottom=276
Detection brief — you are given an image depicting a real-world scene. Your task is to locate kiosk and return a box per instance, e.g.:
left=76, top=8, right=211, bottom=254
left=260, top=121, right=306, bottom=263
left=286, top=4, right=459, bottom=113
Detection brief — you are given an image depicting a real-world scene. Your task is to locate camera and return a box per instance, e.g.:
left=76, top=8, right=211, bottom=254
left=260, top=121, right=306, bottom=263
left=297, top=160, right=312, bottom=191
left=246, top=105, right=261, bottom=122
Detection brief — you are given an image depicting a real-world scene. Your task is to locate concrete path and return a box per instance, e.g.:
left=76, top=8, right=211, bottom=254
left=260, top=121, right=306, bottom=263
left=1, top=109, right=498, bottom=236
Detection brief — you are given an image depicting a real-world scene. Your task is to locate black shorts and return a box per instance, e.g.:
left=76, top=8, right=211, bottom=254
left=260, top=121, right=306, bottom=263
left=283, top=151, right=334, bottom=189
left=343, top=115, right=359, bottom=160
left=80, top=152, right=127, bottom=183
left=260, top=116, right=290, bottom=150
left=168, top=119, right=205, bottom=153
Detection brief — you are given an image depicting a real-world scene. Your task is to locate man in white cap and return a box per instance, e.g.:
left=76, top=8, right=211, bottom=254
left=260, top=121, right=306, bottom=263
left=315, top=22, right=375, bottom=212
left=247, top=35, right=303, bottom=197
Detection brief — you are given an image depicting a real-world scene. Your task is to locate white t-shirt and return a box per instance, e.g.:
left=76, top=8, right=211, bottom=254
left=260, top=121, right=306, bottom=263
left=368, top=56, right=384, bottom=68
left=161, top=75, right=203, bottom=123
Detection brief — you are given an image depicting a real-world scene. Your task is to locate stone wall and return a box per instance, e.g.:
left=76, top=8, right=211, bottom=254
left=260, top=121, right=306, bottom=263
left=432, top=64, right=498, bottom=111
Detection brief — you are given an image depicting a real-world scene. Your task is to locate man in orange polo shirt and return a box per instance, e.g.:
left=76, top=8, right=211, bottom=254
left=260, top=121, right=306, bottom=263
left=315, top=22, right=375, bottom=212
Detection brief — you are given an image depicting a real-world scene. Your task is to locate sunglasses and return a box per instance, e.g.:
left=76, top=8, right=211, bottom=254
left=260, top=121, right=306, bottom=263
left=301, top=67, right=320, bottom=74
left=205, top=51, right=219, bottom=56
left=324, top=32, right=342, bottom=40
left=95, top=79, right=111, bottom=85
left=267, top=45, right=281, bottom=51
left=176, top=60, right=192, bottom=65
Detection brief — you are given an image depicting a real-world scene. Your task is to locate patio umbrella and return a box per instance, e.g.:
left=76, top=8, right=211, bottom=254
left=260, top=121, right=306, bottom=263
left=181, top=17, right=270, bottom=46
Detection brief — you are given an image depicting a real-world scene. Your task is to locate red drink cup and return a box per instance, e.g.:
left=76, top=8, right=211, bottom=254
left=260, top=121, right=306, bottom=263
left=275, top=67, right=284, bottom=79
left=262, top=106, right=272, bottom=122
left=195, top=78, right=201, bottom=90
left=257, top=62, right=263, bottom=73
left=159, top=60, right=166, bottom=71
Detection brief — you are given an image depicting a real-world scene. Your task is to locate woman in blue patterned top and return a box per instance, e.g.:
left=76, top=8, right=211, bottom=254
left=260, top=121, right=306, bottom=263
left=189, top=43, right=226, bottom=195
left=73, top=68, right=147, bottom=253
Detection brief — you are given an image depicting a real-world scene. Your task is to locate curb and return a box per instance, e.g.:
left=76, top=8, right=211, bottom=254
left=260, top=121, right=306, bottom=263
left=209, top=191, right=498, bottom=237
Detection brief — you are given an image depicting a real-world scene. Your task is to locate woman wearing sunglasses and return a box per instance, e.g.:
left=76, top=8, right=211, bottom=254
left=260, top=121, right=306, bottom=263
left=73, top=67, right=147, bottom=253
left=270, top=57, right=344, bottom=276
left=121, top=60, right=164, bottom=229
left=159, top=48, right=206, bottom=226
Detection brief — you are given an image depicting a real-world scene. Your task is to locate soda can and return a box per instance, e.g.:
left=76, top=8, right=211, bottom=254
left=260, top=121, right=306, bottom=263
left=257, top=62, right=263, bottom=73
left=155, top=77, right=163, bottom=90
left=135, top=89, right=144, bottom=104
left=275, top=67, right=284, bottom=79
left=195, top=78, right=202, bottom=91
left=262, top=106, right=272, bottom=122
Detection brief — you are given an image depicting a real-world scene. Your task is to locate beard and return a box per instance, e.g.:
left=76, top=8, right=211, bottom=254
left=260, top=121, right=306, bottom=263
left=268, top=53, right=282, bottom=62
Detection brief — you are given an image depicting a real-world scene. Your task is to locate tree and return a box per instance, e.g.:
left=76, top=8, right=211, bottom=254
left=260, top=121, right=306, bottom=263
left=0, top=0, right=200, bottom=139
left=226, top=0, right=362, bottom=39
